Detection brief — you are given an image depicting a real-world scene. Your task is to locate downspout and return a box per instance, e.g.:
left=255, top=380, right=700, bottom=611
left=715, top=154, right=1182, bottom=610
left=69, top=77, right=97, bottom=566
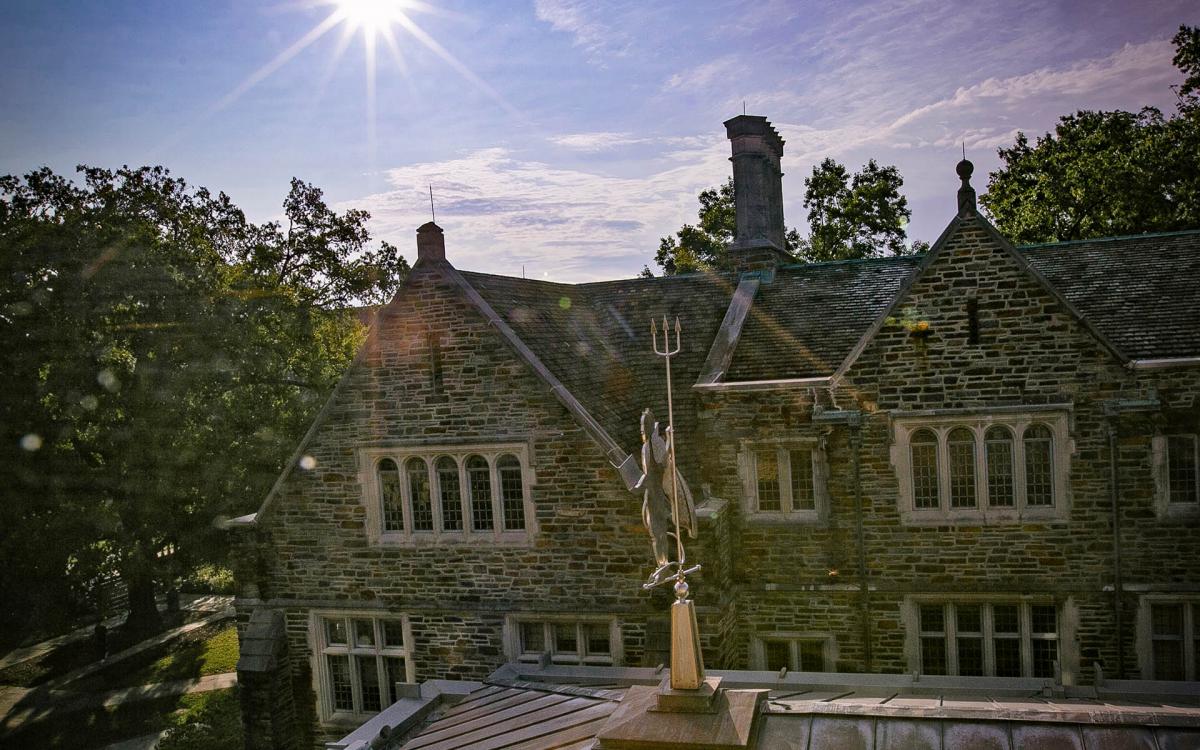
left=1100, top=396, right=1157, bottom=679
left=850, top=419, right=873, bottom=671
left=1107, top=418, right=1125, bottom=678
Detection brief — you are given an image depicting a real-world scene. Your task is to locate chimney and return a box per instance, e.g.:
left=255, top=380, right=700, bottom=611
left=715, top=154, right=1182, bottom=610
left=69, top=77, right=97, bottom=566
left=724, top=115, right=793, bottom=272
left=416, top=221, right=445, bottom=262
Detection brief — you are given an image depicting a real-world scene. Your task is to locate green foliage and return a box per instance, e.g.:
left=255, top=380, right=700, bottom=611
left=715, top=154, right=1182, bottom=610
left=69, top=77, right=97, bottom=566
left=799, top=158, right=915, bottom=262
left=157, top=689, right=244, bottom=750
left=181, top=563, right=236, bottom=594
left=652, top=159, right=919, bottom=275
left=0, top=166, right=407, bottom=632
left=980, top=25, right=1200, bottom=243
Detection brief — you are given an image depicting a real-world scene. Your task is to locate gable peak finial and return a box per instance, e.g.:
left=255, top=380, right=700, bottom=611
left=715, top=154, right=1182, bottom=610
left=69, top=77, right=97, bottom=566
left=956, top=156, right=976, bottom=217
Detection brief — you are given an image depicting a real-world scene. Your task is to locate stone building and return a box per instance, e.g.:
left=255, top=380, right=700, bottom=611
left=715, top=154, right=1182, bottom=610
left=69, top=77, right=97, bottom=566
left=229, top=115, right=1200, bottom=747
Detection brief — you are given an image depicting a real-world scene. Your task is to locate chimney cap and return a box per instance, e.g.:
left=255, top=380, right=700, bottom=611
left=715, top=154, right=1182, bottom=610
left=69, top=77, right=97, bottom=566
left=416, top=221, right=446, bottom=262
left=723, top=114, right=784, bottom=155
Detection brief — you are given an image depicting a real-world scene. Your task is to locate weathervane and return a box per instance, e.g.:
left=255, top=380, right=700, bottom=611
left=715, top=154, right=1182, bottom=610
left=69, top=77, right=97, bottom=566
left=635, top=316, right=705, bottom=690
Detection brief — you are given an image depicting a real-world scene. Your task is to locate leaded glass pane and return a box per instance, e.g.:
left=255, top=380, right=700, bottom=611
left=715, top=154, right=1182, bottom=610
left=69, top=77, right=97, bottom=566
left=358, top=655, right=382, bottom=712
left=993, top=604, right=1019, bottom=634
left=764, top=640, right=790, bottom=671
left=985, top=427, right=1015, bottom=507
left=756, top=450, right=781, bottom=511
left=466, top=455, right=493, bottom=531
left=956, top=604, right=982, bottom=634
left=1032, top=638, right=1058, bottom=679
left=1168, top=436, right=1198, bottom=504
left=911, top=431, right=939, bottom=509
left=521, top=622, right=545, bottom=654
left=1024, top=425, right=1054, bottom=506
left=921, top=637, right=947, bottom=675
left=326, top=618, right=348, bottom=646
left=328, top=655, right=353, bottom=711
left=435, top=457, right=463, bottom=531
left=1031, top=605, right=1057, bottom=635
left=920, top=604, right=945, bottom=633
left=948, top=428, right=977, bottom=508
left=585, top=623, right=610, bottom=657
left=994, top=636, right=1021, bottom=677
left=555, top=623, right=578, bottom=658
left=385, top=657, right=407, bottom=703
left=406, top=458, right=433, bottom=530
left=353, top=619, right=375, bottom=648
left=378, top=458, right=404, bottom=532
left=789, top=448, right=815, bottom=510
left=382, top=620, right=405, bottom=648
left=497, top=455, right=525, bottom=530
left=798, top=640, right=825, bottom=672
left=958, top=636, right=984, bottom=676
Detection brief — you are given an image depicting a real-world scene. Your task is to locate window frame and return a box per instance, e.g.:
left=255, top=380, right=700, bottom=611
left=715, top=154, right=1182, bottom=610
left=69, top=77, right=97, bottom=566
left=739, top=438, right=829, bottom=523
left=504, top=614, right=622, bottom=666
left=751, top=632, right=836, bottom=673
left=1152, top=433, right=1200, bottom=519
left=904, top=597, right=1062, bottom=679
left=359, top=443, right=537, bottom=545
left=309, top=610, right=415, bottom=725
left=891, top=411, right=1072, bottom=524
left=1136, top=595, right=1200, bottom=681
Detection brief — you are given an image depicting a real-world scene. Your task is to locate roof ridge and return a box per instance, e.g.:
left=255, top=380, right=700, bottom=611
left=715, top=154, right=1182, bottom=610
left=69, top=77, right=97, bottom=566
left=777, top=254, right=924, bottom=271
left=1018, top=228, right=1200, bottom=250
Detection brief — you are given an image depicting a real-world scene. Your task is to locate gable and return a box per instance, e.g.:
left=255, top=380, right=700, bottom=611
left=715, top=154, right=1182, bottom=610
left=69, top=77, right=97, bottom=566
left=837, top=214, right=1128, bottom=395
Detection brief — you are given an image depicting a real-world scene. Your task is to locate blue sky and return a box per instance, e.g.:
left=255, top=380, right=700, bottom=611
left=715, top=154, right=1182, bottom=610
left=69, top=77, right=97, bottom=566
left=1, top=0, right=1196, bottom=281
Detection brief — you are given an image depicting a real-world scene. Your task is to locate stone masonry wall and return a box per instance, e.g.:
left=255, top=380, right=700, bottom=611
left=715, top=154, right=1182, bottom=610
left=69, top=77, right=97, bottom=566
left=240, top=260, right=731, bottom=741
left=694, top=217, right=1200, bottom=682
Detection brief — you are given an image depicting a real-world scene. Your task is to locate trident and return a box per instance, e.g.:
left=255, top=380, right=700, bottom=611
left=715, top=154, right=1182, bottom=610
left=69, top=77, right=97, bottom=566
left=649, top=316, right=700, bottom=593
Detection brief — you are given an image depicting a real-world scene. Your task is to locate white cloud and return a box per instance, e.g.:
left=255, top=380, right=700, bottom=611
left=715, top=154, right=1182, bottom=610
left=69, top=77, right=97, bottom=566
left=664, top=55, right=739, bottom=92
left=548, top=132, right=645, bottom=151
left=533, top=0, right=628, bottom=63
left=348, top=139, right=729, bottom=282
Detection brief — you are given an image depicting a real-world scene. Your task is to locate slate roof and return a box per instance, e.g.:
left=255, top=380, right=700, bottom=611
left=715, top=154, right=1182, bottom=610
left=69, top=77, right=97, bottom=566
left=355, top=665, right=1200, bottom=750
left=461, top=270, right=738, bottom=470
left=456, top=230, right=1200, bottom=461
left=725, top=257, right=922, bottom=380
left=1020, top=230, right=1200, bottom=360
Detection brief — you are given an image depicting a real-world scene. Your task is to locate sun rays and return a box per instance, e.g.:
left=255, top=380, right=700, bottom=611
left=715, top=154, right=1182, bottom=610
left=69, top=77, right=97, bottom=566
left=158, top=0, right=513, bottom=157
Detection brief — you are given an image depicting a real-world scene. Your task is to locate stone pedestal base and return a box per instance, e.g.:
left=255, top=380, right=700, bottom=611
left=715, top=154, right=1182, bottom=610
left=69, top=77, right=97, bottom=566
left=596, top=682, right=765, bottom=749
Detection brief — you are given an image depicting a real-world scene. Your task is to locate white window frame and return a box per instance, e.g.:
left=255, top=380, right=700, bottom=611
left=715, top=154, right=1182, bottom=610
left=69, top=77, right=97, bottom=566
left=503, top=614, right=622, bottom=666
left=359, top=443, right=538, bottom=545
left=750, top=633, right=836, bottom=672
left=738, top=438, right=829, bottom=522
left=902, top=597, right=1066, bottom=679
left=1152, top=433, right=1200, bottom=519
left=890, top=411, right=1072, bottom=524
left=309, top=610, right=415, bottom=724
left=1136, top=595, right=1200, bottom=681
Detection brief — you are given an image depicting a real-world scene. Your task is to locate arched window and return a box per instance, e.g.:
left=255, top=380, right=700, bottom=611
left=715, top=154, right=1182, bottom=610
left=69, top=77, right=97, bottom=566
left=465, top=455, right=493, bottom=531
left=406, top=457, right=433, bottom=530
left=985, top=426, right=1015, bottom=507
left=436, top=456, right=463, bottom=531
left=911, top=430, right=940, bottom=509
left=378, top=458, right=404, bottom=532
left=948, top=428, right=977, bottom=508
left=1024, top=425, right=1054, bottom=506
left=497, top=454, right=526, bottom=531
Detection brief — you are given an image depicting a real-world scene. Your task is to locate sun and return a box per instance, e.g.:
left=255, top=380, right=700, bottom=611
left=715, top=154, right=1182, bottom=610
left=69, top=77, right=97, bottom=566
left=332, top=0, right=410, bottom=34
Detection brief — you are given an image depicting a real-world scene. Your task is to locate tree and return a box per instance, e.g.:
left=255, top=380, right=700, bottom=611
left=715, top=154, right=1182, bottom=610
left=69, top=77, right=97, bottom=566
left=650, top=179, right=803, bottom=275
left=980, top=25, right=1200, bottom=243
left=0, top=166, right=407, bottom=633
left=650, top=159, right=918, bottom=275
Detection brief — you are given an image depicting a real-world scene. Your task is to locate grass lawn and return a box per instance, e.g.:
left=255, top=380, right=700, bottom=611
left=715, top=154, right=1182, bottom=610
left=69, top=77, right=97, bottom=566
left=83, top=619, right=237, bottom=690
left=1, top=688, right=242, bottom=750
left=0, top=609, right=213, bottom=689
